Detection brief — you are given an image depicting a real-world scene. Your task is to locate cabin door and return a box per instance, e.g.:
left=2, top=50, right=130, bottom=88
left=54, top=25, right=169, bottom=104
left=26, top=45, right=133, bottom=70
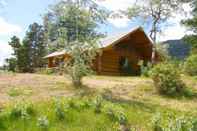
left=119, top=56, right=133, bottom=76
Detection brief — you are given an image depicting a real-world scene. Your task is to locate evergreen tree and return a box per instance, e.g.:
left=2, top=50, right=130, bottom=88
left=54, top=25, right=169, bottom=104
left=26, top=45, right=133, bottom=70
left=22, top=22, right=47, bottom=72
left=7, top=36, right=22, bottom=71
left=182, top=0, right=197, bottom=54
left=6, top=23, right=47, bottom=72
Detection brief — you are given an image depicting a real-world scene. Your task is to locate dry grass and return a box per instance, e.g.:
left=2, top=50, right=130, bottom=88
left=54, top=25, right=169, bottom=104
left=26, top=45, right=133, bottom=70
left=83, top=75, right=197, bottom=114
left=0, top=73, right=197, bottom=114
left=0, top=73, right=75, bottom=105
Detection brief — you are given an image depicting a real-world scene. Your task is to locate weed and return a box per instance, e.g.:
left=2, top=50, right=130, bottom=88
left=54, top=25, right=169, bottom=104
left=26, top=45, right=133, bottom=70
left=94, top=96, right=103, bottom=113
left=37, top=116, right=49, bottom=130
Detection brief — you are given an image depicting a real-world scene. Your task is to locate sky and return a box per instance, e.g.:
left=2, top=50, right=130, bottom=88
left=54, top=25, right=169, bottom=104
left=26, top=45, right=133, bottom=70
left=0, top=0, right=192, bottom=66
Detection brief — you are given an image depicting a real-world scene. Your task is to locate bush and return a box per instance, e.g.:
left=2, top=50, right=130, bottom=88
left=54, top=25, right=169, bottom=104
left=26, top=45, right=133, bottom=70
left=54, top=99, right=66, bottom=120
left=184, top=54, right=197, bottom=76
left=150, top=63, right=186, bottom=96
left=152, top=113, right=195, bottom=131
left=94, top=96, right=103, bottom=113
left=37, top=116, right=49, bottom=130
left=138, top=60, right=152, bottom=77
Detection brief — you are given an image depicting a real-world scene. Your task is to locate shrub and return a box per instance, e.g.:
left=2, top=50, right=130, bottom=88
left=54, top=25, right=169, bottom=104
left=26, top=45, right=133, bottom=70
left=138, top=60, right=152, bottom=77
left=117, top=111, right=128, bottom=125
left=150, top=63, right=186, bottom=96
left=103, top=104, right=128, bottom=125
left=10, top=104, right=22, bottom=119
left=94, top=96, right=103, bottom=113
left=184, top=54, right=197, bottom=76
left=54, top=100, right=66, bottom=120
left=37, top=116, right=49, bottom=130
left=152, top=114, right=194, bottom=131
left=10, top=102, right=34, bottom=120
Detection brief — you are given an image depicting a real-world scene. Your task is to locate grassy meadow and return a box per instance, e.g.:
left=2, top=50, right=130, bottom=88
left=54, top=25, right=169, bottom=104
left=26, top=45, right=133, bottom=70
left=0, top=72, right=196, bottom=130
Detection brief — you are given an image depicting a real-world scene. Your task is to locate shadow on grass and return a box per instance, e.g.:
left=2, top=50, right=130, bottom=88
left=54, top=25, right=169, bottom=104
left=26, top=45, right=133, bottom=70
left=158, top=88, right=197, bottom=100
left=72, top=84, right=98, bottom=97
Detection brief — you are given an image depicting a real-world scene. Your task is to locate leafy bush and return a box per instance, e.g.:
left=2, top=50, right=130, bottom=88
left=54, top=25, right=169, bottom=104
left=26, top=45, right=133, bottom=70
left=54, top=99, right=66, bottom=120
left=103, top=104, right=128, bottom=125
left=150, top=63, right=187, bottom=96
left=94, top=96, right=103, bottom=113
left=10, top=102, right=34, bottom=120
left=152, top=113, right=195, bottom=131
left=184, top=54, right=197, bottom=76
left=37, top=116, right=49, bottom=130
left=138, top=60, right=152, bottom=77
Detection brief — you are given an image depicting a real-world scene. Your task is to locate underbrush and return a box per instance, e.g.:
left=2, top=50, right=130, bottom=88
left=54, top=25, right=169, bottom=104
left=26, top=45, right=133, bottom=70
left=0, top=96, right=196, bottom=131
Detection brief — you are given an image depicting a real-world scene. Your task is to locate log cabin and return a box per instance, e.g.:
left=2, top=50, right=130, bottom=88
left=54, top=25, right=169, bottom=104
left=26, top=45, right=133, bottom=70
left=44, top=27, right=160, bottom=76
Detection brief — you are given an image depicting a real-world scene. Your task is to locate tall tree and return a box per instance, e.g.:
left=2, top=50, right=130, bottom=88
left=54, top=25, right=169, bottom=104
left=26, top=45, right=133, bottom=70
left=44, top=0, right=108, bottom=86
left=44, top=0, right=108, bottom=52
left=5, top=58, right=17, bottom=72
left=7, top=36, right=22, bottom=71
left=124, top=0, right=189, bottom=62
left=7, top=23, right=47, bottom=72
left=125, top=0, right=189, bottom=42
left=22, top=22, right=47, bottom=72
left=182, top=0, right=197, bottom=53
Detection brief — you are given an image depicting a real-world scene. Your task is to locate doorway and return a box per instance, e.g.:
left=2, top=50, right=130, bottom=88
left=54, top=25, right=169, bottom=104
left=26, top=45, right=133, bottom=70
left=119, top=56, right=133, bottom=76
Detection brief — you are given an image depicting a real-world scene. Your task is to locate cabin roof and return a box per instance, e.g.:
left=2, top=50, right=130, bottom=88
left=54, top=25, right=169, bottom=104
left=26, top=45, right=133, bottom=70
left=43, top=50, right=66, bottom=59
left=44, top=27, right=153, bottom=59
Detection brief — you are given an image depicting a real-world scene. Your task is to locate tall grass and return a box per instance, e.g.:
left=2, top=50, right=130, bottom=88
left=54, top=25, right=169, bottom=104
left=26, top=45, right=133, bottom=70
left=0, top=96, right=196, bottom=131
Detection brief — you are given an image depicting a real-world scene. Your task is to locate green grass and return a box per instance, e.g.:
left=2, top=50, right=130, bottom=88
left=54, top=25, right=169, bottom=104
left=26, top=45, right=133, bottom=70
left=7, top=87, right=33, bottom=97
left=0, top=73, right=197, bottom=130
left=0, top=96, right=196, bottom=131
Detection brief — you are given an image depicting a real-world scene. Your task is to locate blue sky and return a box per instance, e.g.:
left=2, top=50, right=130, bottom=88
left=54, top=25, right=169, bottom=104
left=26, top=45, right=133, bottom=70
left=0, top=0, right=191, bottom=66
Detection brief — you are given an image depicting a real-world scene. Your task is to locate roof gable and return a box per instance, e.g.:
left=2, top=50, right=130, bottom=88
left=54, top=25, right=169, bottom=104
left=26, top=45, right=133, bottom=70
left=44, top=27, right=153, bottom=58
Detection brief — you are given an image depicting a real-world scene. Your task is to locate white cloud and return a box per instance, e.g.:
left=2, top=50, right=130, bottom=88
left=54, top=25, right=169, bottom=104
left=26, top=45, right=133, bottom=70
left=0, top=17, right=21, bottom=66
left=97, top=0, right=135, bottom=11
left=158, top=3, right=192, bottom=41
left=108, top=17, right=130, bottom=28
left=0, top=17, right=22, bottom=36
left=0, top=40, right=13, bottom=66
left=97, top=0, right=135, bottom=28
left=97, top=1, right=192, bottom=41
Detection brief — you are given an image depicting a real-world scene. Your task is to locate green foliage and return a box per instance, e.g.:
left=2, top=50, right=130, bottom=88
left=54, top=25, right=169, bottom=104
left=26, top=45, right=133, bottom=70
left=94, top=95, right=103, bottom=113
left=5, top=58, right=17, bottom=72
left=6, top=23, right=47, bottom=73
left=37, top=116, right=49, bottom=130
left=22, top=23, right=47, bottom=72
left=64, top=41, right=98, bottom=86
left=10, top=102, right=34, bottom=120
left=138, top=60, right=153, bottom=77
left=6, top=36, right=21, bottom=72
left=44, top=0, right=108, bottom=51
left=103, top=103, right=128, bottom=125
left=44, top=0, right=108, bottom=86
left=150, top=62, right=187, bottom=96
left=182, top=0, right=197, bottom=53
left=35, top=68, right=55, bottom=75
left=152, top=113, right=195, bottom=131
left=125, top=0, right=187, bottom=41
left=0, top=96, right=196, bottom=130
left=184, top=54, right=197, bottom=76
left=8, top=88, right=23, bottom=97
left=54, top=99, right=66, bottom=120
